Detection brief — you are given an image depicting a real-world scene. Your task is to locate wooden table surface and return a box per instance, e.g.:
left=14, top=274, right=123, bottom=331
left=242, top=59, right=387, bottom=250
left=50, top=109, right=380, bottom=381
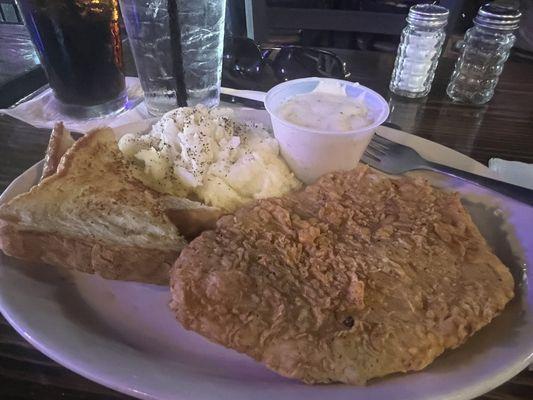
left=0, top=43, right=532, bottom=399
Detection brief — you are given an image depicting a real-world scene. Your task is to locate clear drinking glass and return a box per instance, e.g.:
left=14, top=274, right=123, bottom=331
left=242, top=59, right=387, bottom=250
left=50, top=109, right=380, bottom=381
left=16, top=0, right=127, bottom=118
left=120, top=0, right=227, bottom=116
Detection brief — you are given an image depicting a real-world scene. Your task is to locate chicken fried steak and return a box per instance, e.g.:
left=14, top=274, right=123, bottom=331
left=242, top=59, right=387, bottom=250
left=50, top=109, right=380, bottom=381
left=170, top=166, right=514, bottom=385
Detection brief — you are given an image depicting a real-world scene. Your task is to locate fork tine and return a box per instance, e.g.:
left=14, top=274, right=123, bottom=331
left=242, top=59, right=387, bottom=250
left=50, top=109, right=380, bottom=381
left=363, top=147, right=382, bottom=161
left=368, top=139, right=388, bottom=151
left=361, top=153, right=379, bottom=166
left=367, top=142, right=387, bottom=155
left=372, top=134, right=396, bottom=148
left=374, top=133, right=423, bottom=158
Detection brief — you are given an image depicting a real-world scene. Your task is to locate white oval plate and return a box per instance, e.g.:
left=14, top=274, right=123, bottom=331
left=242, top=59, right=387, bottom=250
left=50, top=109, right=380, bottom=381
left=0, top=109, right=532, bottom=400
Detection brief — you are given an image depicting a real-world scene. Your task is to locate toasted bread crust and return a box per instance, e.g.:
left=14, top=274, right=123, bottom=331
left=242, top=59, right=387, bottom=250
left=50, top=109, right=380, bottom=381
left=41, top=123, right=75, bottom=181
left=40, top=127, right=122, bottom=188
left=0, top=222, right=176, bottom=285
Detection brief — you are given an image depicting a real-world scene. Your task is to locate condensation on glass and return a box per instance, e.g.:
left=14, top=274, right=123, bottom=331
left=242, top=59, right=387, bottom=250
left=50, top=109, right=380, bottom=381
left=120, top=0, right=226, bottom=116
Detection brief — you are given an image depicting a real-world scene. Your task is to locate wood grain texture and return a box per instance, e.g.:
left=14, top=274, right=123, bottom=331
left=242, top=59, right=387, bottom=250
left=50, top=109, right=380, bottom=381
left=0, top=46, right=532, bottom=399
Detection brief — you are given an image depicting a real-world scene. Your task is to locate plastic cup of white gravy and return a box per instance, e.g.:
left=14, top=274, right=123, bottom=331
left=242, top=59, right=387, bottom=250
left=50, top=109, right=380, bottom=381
left=264, top=77, right=389, bottom=184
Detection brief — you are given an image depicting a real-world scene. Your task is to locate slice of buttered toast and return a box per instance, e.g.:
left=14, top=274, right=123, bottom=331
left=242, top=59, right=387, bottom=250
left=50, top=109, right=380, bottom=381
left=0, top=128, right=219, bottom=284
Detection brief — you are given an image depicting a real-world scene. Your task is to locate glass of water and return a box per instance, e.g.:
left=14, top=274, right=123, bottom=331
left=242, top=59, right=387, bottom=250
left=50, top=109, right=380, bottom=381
left=120, top=0, right=226, bottom=115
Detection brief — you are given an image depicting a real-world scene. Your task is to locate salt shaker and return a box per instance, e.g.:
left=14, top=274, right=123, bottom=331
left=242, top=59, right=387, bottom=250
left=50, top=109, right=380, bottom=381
left=389, top=4, right=449, bottom=98
left=447, top=3, right=521, bottom=104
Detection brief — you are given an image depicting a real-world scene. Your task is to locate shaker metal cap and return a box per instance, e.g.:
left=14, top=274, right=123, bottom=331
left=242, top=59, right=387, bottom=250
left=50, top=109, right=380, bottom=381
left=407, top=4, right=449, bottom=28
left=474, top=2, right=521, bottom=30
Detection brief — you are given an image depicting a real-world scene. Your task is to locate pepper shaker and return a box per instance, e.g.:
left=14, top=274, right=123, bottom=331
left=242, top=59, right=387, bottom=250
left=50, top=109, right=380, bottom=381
left=447, top=2, right=521, bottom=104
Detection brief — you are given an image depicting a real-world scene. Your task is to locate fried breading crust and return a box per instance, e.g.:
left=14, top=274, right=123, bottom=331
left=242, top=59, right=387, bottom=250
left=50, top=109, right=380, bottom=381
left=170, top=166, right=514, bottom=384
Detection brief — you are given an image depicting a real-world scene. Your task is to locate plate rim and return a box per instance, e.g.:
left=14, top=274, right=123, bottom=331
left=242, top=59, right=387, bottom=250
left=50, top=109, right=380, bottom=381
left=0, top=120, right=530, bottom=400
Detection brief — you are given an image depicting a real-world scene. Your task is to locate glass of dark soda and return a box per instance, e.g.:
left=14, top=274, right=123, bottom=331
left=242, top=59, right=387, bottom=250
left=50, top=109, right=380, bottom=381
left=16, top=0, right=127, bottom=118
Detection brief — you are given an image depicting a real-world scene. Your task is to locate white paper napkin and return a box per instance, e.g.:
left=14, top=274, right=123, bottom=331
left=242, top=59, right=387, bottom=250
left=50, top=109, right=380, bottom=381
left=0, top=77, right=150, bottom=133
left=489, top=158, right=533, bottom=190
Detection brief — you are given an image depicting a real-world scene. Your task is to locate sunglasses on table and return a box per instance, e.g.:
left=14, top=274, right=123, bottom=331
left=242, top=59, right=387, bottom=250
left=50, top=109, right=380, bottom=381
left=223, top=37, right=350, bottom=83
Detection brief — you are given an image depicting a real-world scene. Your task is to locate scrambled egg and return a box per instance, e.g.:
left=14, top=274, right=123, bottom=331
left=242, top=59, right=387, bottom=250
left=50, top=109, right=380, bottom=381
left=118, top=106, right=301, bottom=211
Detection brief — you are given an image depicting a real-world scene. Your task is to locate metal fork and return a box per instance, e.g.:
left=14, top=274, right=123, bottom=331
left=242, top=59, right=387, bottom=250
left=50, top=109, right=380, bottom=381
left=362, top=134, right=533, bottom=206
